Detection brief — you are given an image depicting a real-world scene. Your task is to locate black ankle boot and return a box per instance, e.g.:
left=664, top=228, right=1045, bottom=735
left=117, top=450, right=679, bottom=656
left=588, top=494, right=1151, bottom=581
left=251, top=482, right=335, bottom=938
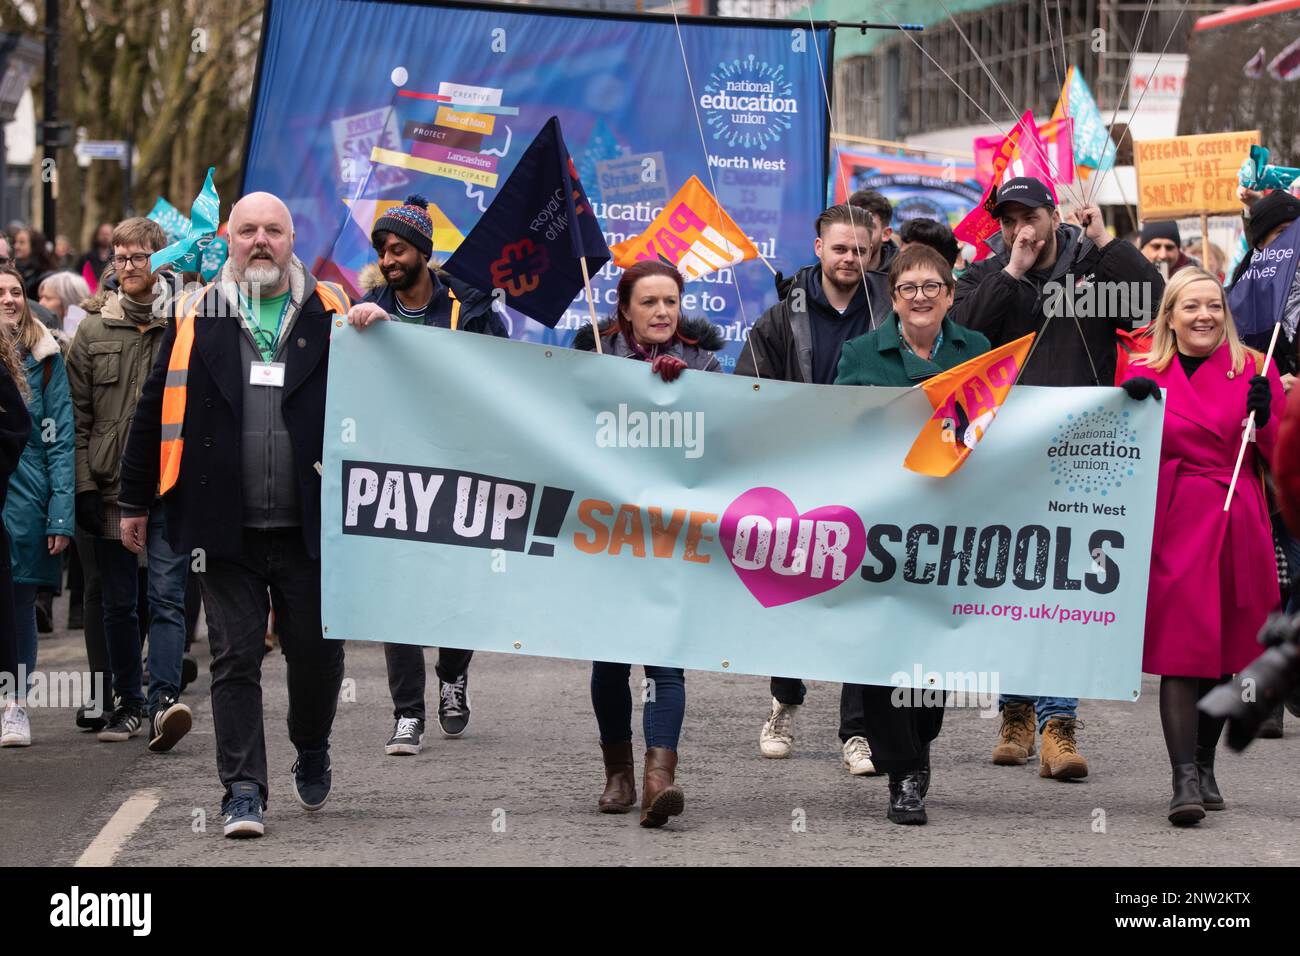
left=887, top=771, right=927, bottom=825
left=1168, top=763, right=1205, bottom=826
left=1195, top=745, right=1224, bottom=811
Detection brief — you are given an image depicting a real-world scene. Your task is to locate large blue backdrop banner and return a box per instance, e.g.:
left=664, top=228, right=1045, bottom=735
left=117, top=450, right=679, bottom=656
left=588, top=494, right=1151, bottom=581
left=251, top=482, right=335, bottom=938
left=242, top=0, right=833, bottom=369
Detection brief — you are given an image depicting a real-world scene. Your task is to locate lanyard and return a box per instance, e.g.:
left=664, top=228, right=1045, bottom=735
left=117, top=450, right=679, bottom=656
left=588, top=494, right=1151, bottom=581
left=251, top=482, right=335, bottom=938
left=240, top=294, right=291, bottom=359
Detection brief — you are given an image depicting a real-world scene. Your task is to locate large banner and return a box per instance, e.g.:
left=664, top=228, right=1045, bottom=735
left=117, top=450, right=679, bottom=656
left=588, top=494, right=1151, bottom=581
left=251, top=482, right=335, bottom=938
left=321, top=323, right=1164, bottom=701
left=243, top=0, right=832, bottom=369
left=831, top=148, right=983, bottom=228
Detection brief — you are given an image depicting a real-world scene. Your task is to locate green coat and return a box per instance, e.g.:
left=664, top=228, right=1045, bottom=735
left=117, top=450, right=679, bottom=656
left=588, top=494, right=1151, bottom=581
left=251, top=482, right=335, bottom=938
left=4, top=328, right=75, bottom=585
left=66, top=290, right=171, bottom=506
left=835, top=312, right=990, bottom=387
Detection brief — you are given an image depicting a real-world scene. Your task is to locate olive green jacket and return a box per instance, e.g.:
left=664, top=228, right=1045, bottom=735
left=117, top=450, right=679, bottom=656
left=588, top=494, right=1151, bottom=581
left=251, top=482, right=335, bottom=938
left=66, top=292, right=171, bottom=505
left=835, top=312, right=991, bottom=387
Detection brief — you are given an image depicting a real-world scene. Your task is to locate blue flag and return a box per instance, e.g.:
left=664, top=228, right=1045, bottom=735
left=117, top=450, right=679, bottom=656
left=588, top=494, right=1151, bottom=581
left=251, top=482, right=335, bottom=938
left=150, top=167, right=222, bottom=275
left=443, top=117, right=609, bottom=328
left=1229, top=216, right=1300, bottom=345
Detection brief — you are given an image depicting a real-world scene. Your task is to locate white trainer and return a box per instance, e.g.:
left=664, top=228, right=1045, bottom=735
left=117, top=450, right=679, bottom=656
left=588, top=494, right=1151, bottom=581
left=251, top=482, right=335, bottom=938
left=1, top=702, right=32, bottom=747
left=842, top=735, right=878, bottom=775
left=759, top=697, right=798, bottom=758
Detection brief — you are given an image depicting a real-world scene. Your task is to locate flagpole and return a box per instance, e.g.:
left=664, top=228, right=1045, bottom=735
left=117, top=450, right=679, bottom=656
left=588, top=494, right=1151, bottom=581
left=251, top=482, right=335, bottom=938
left=1223, top=320, right=1282, bottom=512
left=579, top=255, right=604, bottom=355
left=753, top=249, right=779, bottom=278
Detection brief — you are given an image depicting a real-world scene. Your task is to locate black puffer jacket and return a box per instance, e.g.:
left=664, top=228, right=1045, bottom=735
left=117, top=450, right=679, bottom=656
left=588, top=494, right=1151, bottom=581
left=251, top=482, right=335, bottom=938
left=948, top=223, right=1163, bottom=386
left=573, top=316, right=724, bottom=372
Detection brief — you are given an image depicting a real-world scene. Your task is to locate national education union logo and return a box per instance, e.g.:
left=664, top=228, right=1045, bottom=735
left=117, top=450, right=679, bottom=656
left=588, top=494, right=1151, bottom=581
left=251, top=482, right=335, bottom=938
left=699, top=55, right=797, bottom=151
left=1046, top=406, right=1143, bottom=497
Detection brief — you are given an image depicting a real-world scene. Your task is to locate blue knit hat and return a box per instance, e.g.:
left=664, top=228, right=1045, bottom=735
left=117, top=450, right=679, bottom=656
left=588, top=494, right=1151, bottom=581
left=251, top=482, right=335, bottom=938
left=373, top=194, right=433, bottom=259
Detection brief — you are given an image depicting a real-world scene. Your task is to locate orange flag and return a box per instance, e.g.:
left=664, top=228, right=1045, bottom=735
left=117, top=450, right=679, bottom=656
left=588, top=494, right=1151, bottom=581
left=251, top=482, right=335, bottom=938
left=904, top=333, right=1036, bottom=478
left=610, top=176, right=759, bottom=281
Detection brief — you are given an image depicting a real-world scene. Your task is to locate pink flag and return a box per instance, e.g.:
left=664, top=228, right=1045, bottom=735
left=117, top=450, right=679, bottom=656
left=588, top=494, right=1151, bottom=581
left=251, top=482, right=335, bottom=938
left=959, top=111, right=1067, bottom=260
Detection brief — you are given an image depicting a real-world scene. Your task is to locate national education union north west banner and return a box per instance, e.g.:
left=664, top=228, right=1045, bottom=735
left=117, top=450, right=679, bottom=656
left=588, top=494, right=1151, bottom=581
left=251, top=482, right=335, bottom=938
left=243, top=0, right=832, bottom=369
left=321, top=324, right=1164, bottom=701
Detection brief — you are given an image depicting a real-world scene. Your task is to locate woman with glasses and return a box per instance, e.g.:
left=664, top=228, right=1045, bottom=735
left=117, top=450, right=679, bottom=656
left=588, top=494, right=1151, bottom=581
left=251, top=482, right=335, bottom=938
left=0, top=267, right=74, bottom=746
left=834, top=243, right=991, bottom=825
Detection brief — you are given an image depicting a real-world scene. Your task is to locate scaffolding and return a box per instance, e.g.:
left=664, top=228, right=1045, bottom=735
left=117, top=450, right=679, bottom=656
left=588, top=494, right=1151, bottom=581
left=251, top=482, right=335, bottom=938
left=833, top=0, right=1234, bottom=141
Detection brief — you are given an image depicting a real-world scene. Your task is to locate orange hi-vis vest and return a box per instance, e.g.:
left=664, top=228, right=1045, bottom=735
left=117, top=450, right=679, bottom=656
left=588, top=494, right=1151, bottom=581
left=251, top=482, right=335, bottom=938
left=158, top=280, right=349, bottom=496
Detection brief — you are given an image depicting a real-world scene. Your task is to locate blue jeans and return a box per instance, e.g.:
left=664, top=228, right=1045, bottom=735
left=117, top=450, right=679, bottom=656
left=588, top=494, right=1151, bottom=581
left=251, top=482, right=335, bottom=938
left=999, top=695, right=1077, bottom=732
left=13, top=583, right=37, bottom=698
left=96, top=504, right=188, bottom=712
left=591, top=662, right=685, bottom=751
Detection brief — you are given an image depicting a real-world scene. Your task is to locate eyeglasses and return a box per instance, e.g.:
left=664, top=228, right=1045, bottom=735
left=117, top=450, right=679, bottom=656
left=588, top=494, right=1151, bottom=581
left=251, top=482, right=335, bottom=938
left=112, top=253, right=151, bottom=270
left=893, top=281, right=947, bottom=300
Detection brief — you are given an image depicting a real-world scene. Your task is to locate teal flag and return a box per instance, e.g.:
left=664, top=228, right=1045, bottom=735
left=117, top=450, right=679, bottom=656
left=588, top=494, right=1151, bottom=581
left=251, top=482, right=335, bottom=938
left=145, top=197, right=190, bottom=243
left=1065, top=69, right=1115, bottom=173
left=322, top=324, right=1164, bottom=701
left=150, top=167, right=222, bottom=274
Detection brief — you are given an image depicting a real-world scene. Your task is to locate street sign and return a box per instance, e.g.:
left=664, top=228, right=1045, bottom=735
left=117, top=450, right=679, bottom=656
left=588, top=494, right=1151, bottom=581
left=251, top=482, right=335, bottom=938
left=74, top=140, right=129, bottom=162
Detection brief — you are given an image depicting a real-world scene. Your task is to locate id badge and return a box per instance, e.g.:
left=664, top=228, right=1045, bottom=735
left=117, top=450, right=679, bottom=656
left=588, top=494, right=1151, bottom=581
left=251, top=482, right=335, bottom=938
left=250, top=362, right=286, bottom=387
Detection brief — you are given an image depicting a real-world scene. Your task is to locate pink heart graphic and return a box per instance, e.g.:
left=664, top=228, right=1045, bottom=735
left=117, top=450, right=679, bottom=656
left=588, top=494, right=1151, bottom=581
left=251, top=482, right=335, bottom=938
left=719, top=487, right=866, bottom=608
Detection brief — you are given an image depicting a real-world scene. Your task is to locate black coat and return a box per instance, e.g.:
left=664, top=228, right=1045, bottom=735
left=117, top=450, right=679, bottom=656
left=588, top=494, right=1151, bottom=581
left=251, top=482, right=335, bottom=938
left=948, top=223, right=1164, bottom=386
left=737, top=264, right=889, bottom=382
left=362, top=267, right=506, bottom=336
left=118, top=285, right=334, bottom=561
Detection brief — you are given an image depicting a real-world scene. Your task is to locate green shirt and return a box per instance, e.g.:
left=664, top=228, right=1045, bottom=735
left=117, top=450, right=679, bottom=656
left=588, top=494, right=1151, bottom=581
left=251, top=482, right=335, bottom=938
left=247, top=292, right=290, bottom=362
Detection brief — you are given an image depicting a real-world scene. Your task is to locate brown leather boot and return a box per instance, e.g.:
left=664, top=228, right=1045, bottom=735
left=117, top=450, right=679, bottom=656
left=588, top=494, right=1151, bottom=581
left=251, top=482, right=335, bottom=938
left=598, top=741, right=637, bottom=813
left=1039, top=717, right=1089, bottom=780
left=639, top=747, right=684, bottom=828
left=992, top=700, right=1036, bottom=765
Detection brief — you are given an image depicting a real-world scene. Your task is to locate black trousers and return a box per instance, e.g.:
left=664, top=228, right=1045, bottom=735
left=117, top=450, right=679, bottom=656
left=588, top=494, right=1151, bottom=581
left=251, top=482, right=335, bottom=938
left=198, top=528, right=345, bottom=803
left=73, top=526, right=109, bottom=708
left=383, top=643, right=473, bottom=720
left=839, top=683, right=868, bottom=742
left=859, top=683, right=945, bottom=774
left=770, top=676, right=806, bottom=705
left=0, top=527, right=16, bottom=696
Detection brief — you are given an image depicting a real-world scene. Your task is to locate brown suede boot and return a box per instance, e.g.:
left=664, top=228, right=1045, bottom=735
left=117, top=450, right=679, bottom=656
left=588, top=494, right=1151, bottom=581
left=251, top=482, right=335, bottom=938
left=598, top=741, right=637, bottom=813
left=992, top=700, right=1036, bottom=765
left=1040, top=717, right=1089, bottom=780
left=640, top=747, right=684, bottom=828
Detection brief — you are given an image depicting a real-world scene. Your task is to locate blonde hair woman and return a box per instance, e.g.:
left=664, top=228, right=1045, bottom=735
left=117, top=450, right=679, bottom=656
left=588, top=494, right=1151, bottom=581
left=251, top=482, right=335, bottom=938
left=1120, top=268, right=1284, bottom=825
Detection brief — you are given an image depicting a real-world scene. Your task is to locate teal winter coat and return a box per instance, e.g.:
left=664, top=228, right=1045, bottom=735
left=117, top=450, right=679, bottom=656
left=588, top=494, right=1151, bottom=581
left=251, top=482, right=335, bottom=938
left=835, top=312, right=990, bottom=387
left=4, top=327, right=75, bottom=585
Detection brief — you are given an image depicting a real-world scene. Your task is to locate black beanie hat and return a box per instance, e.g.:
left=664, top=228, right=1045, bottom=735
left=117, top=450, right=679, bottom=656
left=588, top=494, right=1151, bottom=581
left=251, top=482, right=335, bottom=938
left=1139, top=220, right=1180, bottom=248
left=1248, top=190, right=1300, bottom=248
left=372, top=194, right=434, bottom=259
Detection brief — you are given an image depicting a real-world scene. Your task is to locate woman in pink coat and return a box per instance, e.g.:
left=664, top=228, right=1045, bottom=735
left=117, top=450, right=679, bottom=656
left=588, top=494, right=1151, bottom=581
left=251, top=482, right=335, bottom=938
left=1121, top=268, right=1285, bottom=827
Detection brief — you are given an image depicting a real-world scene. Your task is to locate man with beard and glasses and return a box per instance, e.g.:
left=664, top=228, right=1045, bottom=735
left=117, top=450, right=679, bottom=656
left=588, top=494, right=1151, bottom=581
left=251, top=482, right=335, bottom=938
left=344, top=194, right=505, bottom=757
left=119, top=192, right=350, bottom=838
left=734, top=203, right=888, bottom=769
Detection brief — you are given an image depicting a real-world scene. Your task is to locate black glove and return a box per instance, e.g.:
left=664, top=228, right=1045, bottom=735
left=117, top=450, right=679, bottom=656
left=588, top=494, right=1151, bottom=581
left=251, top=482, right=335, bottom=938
left=773, top=270, right=794, bottom=299
left=75, top=491, right=103, bottom=537
left=1247, top=374, right=1272, bottom=427
left=1120, top=377, right=1162, bottom=402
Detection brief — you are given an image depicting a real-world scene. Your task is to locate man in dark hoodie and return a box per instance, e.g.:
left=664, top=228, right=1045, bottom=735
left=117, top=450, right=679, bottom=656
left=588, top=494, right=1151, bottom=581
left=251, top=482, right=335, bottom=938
left=948, top=175, right=1163, bottom=782
left=345, top=194, right=506, bottom=758
left=735, top=203, right=888, bottom=767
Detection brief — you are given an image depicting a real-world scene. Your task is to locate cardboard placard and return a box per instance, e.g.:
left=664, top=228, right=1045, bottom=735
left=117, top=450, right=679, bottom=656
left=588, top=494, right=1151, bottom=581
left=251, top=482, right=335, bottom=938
left=1134, top=130, right=1260, bottom=221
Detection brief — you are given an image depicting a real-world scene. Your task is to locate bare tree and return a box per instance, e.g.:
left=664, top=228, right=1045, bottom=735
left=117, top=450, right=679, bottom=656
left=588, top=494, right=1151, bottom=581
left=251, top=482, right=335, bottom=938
left=2, top=0, right=264, bottom=247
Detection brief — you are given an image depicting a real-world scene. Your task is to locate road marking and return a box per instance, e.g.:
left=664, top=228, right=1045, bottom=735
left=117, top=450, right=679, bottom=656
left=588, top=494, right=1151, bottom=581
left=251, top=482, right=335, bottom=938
left=75, top=789, right=161, bottom=867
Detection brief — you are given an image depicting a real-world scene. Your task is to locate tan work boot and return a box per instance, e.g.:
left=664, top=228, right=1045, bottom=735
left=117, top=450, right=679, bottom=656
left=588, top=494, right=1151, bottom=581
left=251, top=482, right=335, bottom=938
left=1040, top=717, right=1089, bottom=780
left=992, top=700, right=1036, bottom=765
